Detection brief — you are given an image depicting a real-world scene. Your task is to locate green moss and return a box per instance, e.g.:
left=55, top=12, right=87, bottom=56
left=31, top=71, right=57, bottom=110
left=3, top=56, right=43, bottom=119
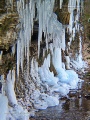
left=0, top=0, right=6, bottom=14
left=55, top=3, right=70, bottom=25
left=0, top=13, right=18, bottom=50
left=0, top=53, right=16, bottom=75
left=0, top=14, right=18, bottom=35
left=55, top=9, right=70, bottom=24
left=0, top=0, right=6, bottom=8
left=63, top=0, right=68, bottom=5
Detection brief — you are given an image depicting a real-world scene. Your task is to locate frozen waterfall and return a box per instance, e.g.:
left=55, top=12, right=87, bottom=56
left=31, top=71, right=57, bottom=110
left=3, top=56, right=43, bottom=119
left=3, top=0, right=85, bottom=119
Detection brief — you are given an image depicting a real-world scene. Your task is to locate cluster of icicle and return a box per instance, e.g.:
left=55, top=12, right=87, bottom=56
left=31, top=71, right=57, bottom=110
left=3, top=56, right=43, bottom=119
left=16, top=0, right=82, bottom=76
left=13, top=0, right=84, bottom=118
left=16, top=0, right=66, bottom=76
left=68, top=0, right=87, bottom=69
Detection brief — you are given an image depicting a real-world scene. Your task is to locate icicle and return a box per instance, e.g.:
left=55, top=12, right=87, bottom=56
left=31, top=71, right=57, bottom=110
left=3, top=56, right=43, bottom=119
left=60, top=0, right=63, bottom=9
left=65, top=56, right=70, bottom=69
left=42, top=1, right=45, bottom=36
left=30, top=58, right=34, bottom=76
left=17, top=40, right=20, bottom=77
left=0, top=74, right=5, bottom=95
left=46, top=34, right=48, bottom=51
left=11, top=44, right=15, bottom=56
left=16, top=0, right=36, bottom=75
left=11, top=70, right=15, bottom=85
left=20, top=30, right=24, bottom=71
left=6, top=70, right=17, bottom=106
left=38, top=0, right=42, bottom=57
left=52, top=47, right=62, bottom=69
left=43, top=48, right=46, bottom=58
left=31, top=0, right=35, bottom=34
left=49, top=43, right=53, bottom=55
left=61, top=28, right=65, bottom=50
left=46, top=54, right=50, bottom=68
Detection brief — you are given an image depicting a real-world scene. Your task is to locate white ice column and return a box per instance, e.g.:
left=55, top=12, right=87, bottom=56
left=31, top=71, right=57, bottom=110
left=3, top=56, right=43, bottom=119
left=60, top=0, right=63, bottom=9
left=6, top=70, right=17, bottom=106
left=65, top=56, right=70, bottom=69
left=52, top=47, right=62, bottom=70
left=61, top=28, right=65, bottom=50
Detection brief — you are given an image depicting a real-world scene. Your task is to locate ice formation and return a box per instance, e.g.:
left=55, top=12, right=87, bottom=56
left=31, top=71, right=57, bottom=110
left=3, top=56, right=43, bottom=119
left=1, top=0, right=85, bottom=119
left=60, top=0, right=63, bottom=9
left=0, top=94, right=8, bottom=120
left=15, top=0, right=84, bottom=111
left=5, top=70, right=29, bottom=120
left=6, top=70, right=17, bottom=106
left=16, top=0, right=65, bottom=74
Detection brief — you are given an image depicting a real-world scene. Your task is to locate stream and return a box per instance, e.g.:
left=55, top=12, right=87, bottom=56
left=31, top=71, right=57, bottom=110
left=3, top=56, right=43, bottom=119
left=30, top=73, right=90, bottom=120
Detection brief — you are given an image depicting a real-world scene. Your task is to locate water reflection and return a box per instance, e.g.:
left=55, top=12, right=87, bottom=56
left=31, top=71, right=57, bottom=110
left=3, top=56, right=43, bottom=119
left=35, top=85, right=90, bottom=120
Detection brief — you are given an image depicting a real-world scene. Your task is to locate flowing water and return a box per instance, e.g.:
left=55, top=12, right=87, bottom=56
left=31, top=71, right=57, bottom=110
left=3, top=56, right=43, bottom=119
left=32, top=77, right=90, bottom=120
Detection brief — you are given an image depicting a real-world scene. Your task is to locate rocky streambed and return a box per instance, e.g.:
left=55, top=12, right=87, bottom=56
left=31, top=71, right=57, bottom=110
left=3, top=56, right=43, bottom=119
left=29, top=69, right=90, bottom=120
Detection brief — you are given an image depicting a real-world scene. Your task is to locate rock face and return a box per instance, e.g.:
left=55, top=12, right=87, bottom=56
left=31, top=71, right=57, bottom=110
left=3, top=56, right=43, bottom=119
left=0, top=0, right=18, bottom=51
left=54, top=0, right=70, bottom=25
left=0, top=13, right=18, bottom=50
left=0, top=0, right=6, bottom=15
left=0, top=0, right=18, bottom=78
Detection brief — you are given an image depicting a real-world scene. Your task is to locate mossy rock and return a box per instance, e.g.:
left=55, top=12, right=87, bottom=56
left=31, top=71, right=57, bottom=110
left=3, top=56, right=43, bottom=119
left=0, top=13, right=18, bottom=35
left=55, top=8, right=70, bottom=25
left=0, top=0, right=6, bottom=15
left=0, top=53, right=16, bottom=75
left=62, top=0, right=68, bottom=5
left=0, top=13, right=18, bottom=50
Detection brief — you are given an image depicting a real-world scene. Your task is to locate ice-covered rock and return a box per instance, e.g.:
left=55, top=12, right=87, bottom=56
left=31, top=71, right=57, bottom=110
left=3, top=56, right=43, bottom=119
left=40, top=93, right=59, bottom=107
left=6, top=70, right=17, bottom=106
left=0, top=94, right=8, bottom=120
left=9, top=104, right=29, bottom=120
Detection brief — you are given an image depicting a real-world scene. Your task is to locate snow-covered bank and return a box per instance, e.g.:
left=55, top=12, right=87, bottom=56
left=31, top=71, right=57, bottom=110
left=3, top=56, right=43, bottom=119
left=39, top=48, right=80, bottom=92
